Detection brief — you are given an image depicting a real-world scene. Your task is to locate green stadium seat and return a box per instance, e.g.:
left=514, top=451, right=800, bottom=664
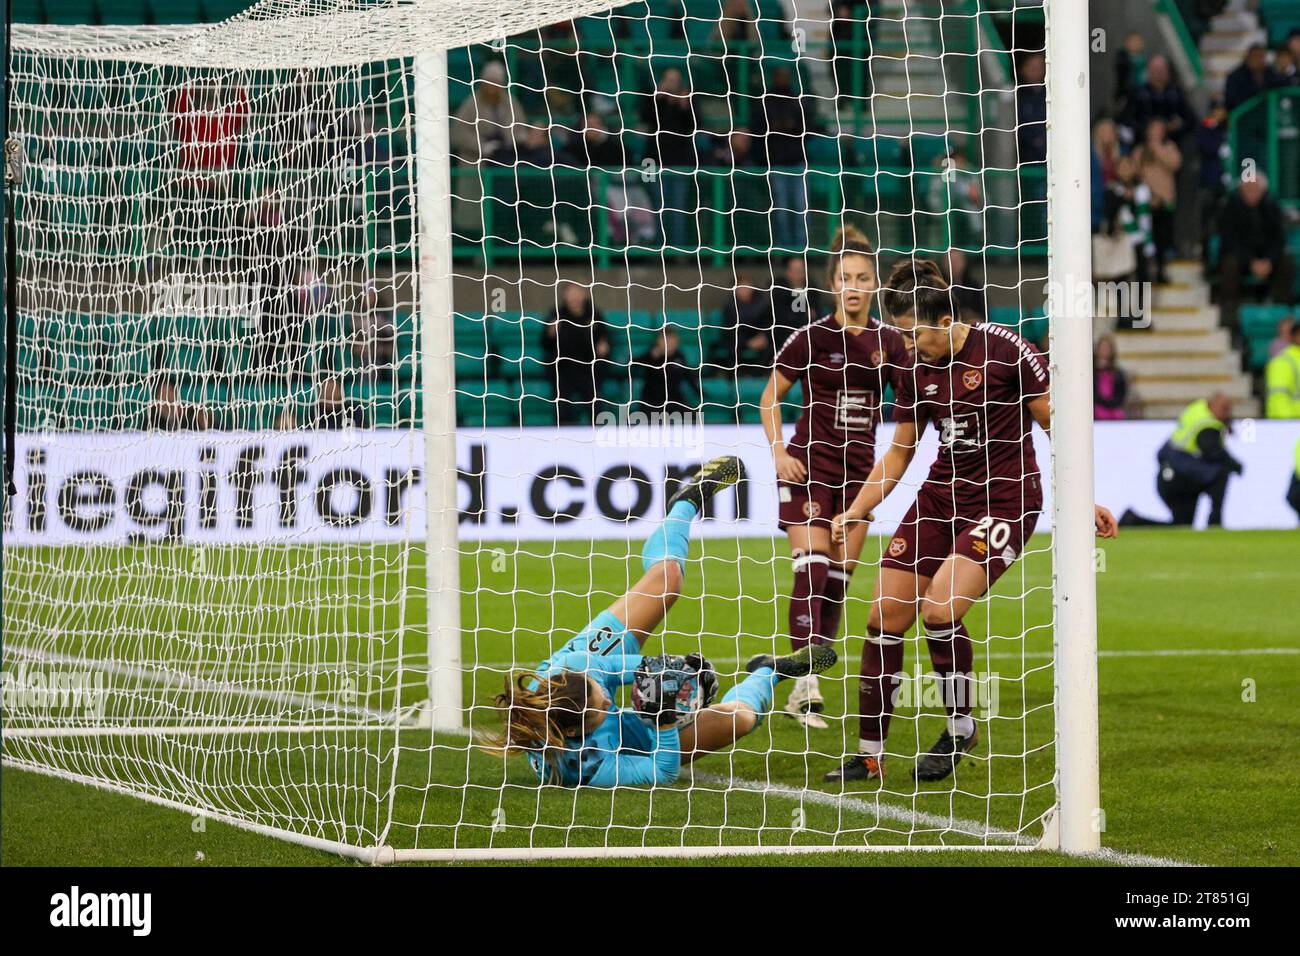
left=98, top=0, right=151, bottom=24
left=736, top=375, right=767, bottom=423
left=456, top=379, right=519, bottom=428
left=45, top=0, right=96, bottom=24
left=488, top=313, right=549, bottom=381
left=12, top=0, right=45, bottom=22
left=519, top=379, right=558, bottom=426
left=202, top=0, right=251, bottom=21
left=454, top=313, right=492, bottom=382
left=17, top=387, right=63, bottom=432
left=149, top=0, right=202, bottom=23
left=1240, top=304, right=1294, bottom=335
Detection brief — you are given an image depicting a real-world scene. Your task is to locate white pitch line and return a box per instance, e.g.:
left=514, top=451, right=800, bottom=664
left=691, top=772, right=1034, bottom=846
left=676, top=773, right=1192, bottom=865
left=1083, top=847, right=1196, bottom=867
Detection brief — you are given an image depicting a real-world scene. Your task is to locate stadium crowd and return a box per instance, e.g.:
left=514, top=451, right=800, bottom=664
left=1090, top=16, right=1300, bottom=422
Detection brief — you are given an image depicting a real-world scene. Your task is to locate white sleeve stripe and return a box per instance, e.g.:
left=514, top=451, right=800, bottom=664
left=773, top=315, right=825, bottom=365
left=983, top=322, right=1047, bottom=383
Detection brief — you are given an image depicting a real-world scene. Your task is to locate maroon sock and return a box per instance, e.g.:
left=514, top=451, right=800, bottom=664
left=924, top=620, right=975, bottom=719
left=815, top=564, right=853, bottom=643
left=788, top=550, right=830, bottom=652
left=858, top=626, right=905, bottom=744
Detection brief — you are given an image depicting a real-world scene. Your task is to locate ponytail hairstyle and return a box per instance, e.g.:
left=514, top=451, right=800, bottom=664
left=480, top=670, right=593, bottom=779
left=879, top=257, right=964, bottom=327
left=825, top=222, right=877, bottom=292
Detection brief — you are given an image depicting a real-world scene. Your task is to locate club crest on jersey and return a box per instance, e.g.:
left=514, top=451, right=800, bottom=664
left=962, top=369, right=983, bottom=390
left=803, top=500, right=822, bottom=519
left=888, top=537, right=907, bottom=557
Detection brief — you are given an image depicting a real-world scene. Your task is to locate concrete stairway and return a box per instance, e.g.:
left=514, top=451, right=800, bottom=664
left=1199, top=0, right=1267, bottom=97
left=1111, top=260, right=1261, bottom=419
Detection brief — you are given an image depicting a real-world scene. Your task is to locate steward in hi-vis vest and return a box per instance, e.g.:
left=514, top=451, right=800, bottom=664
left=1120, top=393, right=1244, bottom=528
left=1264, top=324, right=1300, bottom=419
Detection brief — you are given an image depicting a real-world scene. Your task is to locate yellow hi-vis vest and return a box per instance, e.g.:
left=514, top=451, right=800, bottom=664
left=1294, top=436, right=1300, bottom=479
left=1265, top=344, right=1300, bottom=419
left=1170, top=399, right=1224, bottom=457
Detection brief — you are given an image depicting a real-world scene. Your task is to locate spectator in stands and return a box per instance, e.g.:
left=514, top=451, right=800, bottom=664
left=1269, top=315, right=1295, bottom=359
left=1119, top=393, right=1242, bottom=528
left=349, top=279, right=396, bottom=369
left=641, top=67, right=700, bottom=248
left=1121, top=55, right=1197, bottom=146
left=943, top=249, right=986, bottom=322
left=1275, top=45, right=1299, bottom=86
left=770, top=255, right=826, bottom=345
left=352, top=107, right=391, bottom=168
left=713, top=272, right=774, bottom=374
left=516, top=124, right=560, bottom=168
left=1195, top=98, right=1230, bottom=263
left=710, top=126, right=762, bottom=168
left=1215, top=174, right=1296, bottom=331
left=544, top=281, right=610, bottom=425
left=1092, top=335, right=1132, bottom=420
left=1224, top=44, right=1282, bottom=111
left=145, top=377, right=211, bottom=431
left=831, top=1, right=871, bottom=104
left=927, top=144, right=984, bottom=253
left=1114, top=32, right=1149, bottom=109
left=576, top=110, right=626, bottom=168
left=715, top=0, right=761, bottom=45
left=1264, top=321, right=1300, bottom=418
left=754, top=66, right=812, bottom=250
left=171, top=76, right=248, bottom=242
left=174, top=76, right=247, bottom=174
left=450, top=61, right=525, bottom=165
left=715, top=0, right=762, bottom=98
left=634, top=326, right=699, bottom=418
left=1015, top=52, right=1048, bottom=163
left=1092, top=118, right=1132, bottom=227
left=577, top=112, right=657, bottom=245
left=1130, top=118, right=1182, bottom=283
left=1098, top=157, right=1155, bottom=326
left=311, top=376, right=368, bottom=430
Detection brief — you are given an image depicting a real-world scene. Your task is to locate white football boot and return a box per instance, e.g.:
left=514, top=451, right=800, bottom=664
left=784, top=673, right=828, bottom=729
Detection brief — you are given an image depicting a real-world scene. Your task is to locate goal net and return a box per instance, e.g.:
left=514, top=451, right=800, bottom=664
left=1, top=0, right=1097, bottom=861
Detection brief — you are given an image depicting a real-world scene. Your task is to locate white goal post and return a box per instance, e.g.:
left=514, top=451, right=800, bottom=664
left=1, top=0, right=1099, bottom=862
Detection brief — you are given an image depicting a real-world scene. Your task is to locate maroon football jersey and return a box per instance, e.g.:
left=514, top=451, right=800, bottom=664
left=775, top=314, right=913, bottom=480
left=892, top=322, right=1050, bottom=504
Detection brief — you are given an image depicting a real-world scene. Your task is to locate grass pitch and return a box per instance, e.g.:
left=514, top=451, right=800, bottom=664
left=3, top=528, right=1297, bottom=866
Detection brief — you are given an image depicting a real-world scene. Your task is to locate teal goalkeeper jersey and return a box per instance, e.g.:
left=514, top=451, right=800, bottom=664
left=524, top=651, right=681, bottom=788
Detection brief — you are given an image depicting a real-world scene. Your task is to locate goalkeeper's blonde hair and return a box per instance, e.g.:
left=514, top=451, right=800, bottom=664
left=480, top=670, right=592, bottom=781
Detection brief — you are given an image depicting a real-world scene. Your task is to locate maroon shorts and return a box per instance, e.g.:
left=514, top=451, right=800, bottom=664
left=778, top=476, right=866, bottom=530
left=879, top=478, right=1043, bottom=586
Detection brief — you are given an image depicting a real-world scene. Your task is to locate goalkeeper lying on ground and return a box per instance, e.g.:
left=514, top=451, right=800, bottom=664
left=483, top=455, right=837, bottom=787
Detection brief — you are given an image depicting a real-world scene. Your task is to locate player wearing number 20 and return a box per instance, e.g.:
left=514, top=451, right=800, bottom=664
left=826, top=259, right=1118, bottom=785
left=759, top=225, right=912, bottom=729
